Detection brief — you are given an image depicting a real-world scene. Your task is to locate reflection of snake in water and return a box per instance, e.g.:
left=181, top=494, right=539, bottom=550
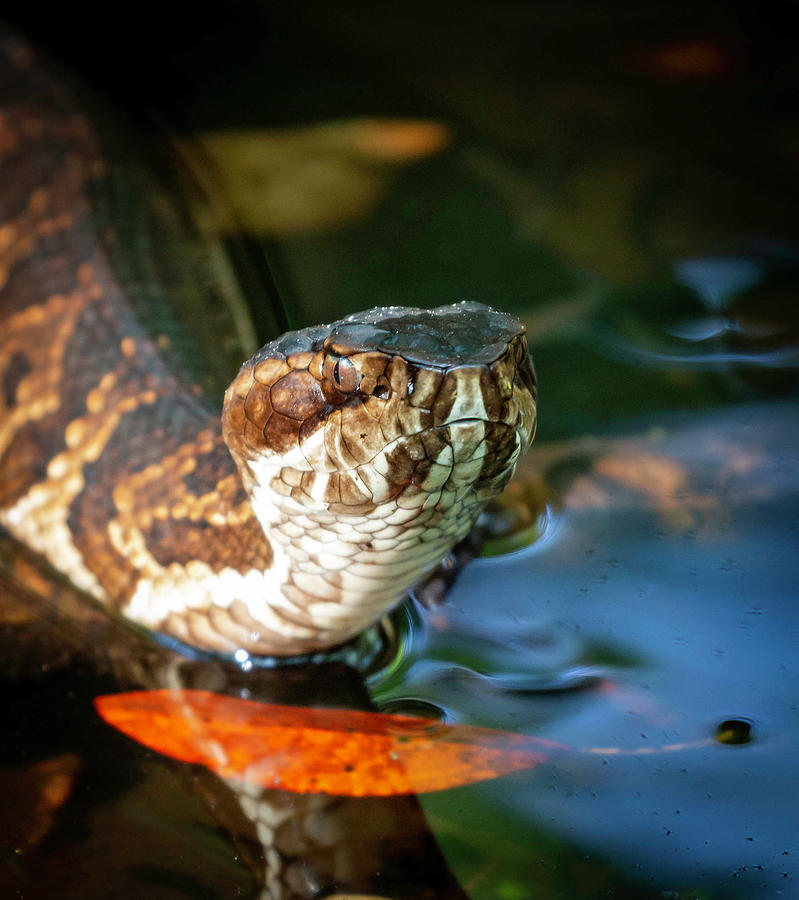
left=0, top=26, right=535, bottom=898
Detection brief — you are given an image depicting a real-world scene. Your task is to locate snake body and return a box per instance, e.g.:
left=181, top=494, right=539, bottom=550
left=0, top=29, right=537, bottom=660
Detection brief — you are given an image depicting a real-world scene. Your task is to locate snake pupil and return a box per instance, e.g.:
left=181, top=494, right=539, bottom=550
left=329, top=356, right=360, bottom=392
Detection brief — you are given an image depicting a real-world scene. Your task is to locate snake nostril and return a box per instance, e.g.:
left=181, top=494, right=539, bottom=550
left=372, top=384, right=390, bottom=400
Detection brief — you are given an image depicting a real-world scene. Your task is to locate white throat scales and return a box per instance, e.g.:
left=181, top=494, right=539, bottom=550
left=242, top=417, right=526, bottom=653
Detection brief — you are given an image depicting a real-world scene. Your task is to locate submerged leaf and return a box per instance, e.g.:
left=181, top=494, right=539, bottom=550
left=0, top=754, right=81, bottom=851
left=94, top=690, right=558, bottom=796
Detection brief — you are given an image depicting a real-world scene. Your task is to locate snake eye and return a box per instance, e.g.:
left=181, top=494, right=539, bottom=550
left=325, top=355, right=360, bottom=392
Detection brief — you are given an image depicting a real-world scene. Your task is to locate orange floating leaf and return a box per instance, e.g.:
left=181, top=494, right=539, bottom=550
left=94, top=690, right=560, bottom=796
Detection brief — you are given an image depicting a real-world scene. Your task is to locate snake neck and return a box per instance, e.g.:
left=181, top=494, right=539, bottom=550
left=239, top=417, right=524, bottom=655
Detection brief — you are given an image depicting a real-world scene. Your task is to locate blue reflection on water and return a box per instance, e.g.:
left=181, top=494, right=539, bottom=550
left=600, top=252, right=799, bottom=374
left=398, top=400, right=799, bottom=897
left=674, top=257, right=762, bottom=310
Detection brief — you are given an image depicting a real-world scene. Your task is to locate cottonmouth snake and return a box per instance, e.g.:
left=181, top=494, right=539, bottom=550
left=0, top=28, right=536, bottom=663
left=0, top=26, right=538, bottom=899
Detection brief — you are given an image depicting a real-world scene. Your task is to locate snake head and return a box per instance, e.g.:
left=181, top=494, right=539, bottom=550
left=222, top=302, right=536, bottom=516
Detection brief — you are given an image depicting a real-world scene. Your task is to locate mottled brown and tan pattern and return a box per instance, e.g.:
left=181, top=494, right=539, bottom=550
left=0, top=30, right=537, bottom=660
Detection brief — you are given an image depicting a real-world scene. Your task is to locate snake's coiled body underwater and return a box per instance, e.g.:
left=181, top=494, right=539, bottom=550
left=0, top=28, right=537, bottom=661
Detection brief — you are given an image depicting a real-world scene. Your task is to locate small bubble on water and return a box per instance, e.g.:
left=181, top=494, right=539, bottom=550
left=233, top=648, right=253, bottom=672
left=715, top=718, right=754, bottom=745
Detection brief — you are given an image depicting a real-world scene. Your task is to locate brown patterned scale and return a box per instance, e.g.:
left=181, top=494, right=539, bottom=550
left=0, top=30, right=537, bottom=661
